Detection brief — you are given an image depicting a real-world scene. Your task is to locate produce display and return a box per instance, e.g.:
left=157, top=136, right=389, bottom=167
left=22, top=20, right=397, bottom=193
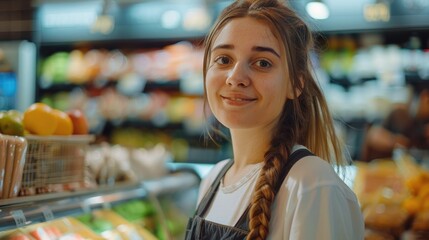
left=0, top=102, right=93, bottom=198
left=0, top=217, right=99, bottom=240
left=111, top=199, right=188, bottom=240
left=0, top=103, right=89, bottom=137
left=111, top=200, right=161, bottom=238
left=37, top=43, right=209, bottom=163
left=22, top=103, right=89, bottom=136
left=0, top=210, right=164, bottom=240
left=75, top=209, right=157, bottom=240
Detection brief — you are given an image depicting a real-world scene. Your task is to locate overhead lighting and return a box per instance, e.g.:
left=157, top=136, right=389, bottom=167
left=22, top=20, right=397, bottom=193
left=183, top=7, right=212, bottom=31
left=161, top=10, right=181, bottom=29
left=92, top=15, right=114, bottom=34
left=91, top=0, right=115, bottom=34
left=363, top=1, right=390, bottom=22
left=306, top=0, right=330, bottom=20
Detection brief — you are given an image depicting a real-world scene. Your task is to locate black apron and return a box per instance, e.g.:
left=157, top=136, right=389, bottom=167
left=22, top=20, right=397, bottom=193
left=185, top=148, right=314, bottom=240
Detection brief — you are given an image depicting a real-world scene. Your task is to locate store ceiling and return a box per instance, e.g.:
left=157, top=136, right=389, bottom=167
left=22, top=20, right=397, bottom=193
left=1, top=0, right=429, bottom=41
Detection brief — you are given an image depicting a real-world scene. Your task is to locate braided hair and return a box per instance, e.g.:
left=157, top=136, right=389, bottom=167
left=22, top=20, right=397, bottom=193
left=203, top=0, right=347, bottom=239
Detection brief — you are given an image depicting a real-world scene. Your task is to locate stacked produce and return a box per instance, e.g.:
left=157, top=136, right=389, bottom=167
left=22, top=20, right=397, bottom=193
left=111, top=200, right=163, bottom=238
left=0, top=103, right=92, bottom=198
left=75, top=209, right=157, bottom=240
left=111, top=199, right=188, bottom=240
left=0, top=217, right=100, bottom=240
left=22, top=103, right=88, bottom=136
left=0, top=103, right=89, bottom=137
left=0, top=211, right=160, bottom=240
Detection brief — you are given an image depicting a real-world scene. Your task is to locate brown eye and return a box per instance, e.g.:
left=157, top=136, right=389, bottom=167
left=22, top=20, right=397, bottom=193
left=215, top=56, right=231, bottom=65
left=255, top=59, right=272, bottom=68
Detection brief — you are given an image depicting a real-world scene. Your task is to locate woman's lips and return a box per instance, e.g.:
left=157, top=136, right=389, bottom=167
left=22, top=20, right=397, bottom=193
left=221, top=94, right=257, bottom=106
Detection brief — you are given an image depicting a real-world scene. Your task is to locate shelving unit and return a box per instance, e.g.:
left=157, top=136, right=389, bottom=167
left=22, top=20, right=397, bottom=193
left=0, top=41, right=36, bottom=112
left=30, top=0, right=233, bottom=164
left=0, top=171, right=200, bottom=232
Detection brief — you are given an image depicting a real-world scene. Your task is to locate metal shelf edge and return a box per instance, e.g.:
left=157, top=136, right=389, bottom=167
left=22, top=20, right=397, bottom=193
left=0, top=172, right=199, bottom=232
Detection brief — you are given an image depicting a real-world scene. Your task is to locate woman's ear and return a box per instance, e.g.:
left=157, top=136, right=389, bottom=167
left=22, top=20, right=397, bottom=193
left=286, top=76, right=304, bottom=99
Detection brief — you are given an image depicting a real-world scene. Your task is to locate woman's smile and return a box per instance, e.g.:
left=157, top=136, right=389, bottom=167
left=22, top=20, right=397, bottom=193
left=220, top=93, right=257, bottom=106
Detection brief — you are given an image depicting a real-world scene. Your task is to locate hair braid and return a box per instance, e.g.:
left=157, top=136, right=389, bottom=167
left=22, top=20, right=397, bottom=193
left=247, top=112, right=293, bottom=239
left=247, top=153, right=280, bottom=239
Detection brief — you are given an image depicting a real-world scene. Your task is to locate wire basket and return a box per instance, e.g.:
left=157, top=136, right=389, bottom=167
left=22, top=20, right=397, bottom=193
left=20, top=135, right=94, bottom=194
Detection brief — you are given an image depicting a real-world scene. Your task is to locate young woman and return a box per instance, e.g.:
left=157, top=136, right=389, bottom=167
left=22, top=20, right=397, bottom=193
left=186, top=0, right=365, bottom=239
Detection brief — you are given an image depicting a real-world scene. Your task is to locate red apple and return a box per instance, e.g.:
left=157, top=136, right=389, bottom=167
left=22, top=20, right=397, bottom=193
left=66, top=109, right=89, bottom=135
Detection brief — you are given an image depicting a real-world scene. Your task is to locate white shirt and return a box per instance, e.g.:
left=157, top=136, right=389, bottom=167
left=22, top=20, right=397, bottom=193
left=197, top=146, right=364, bottom=240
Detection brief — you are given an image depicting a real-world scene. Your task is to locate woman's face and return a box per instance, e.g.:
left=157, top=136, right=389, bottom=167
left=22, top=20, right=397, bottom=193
left=206, top=17, right=290, bottom=130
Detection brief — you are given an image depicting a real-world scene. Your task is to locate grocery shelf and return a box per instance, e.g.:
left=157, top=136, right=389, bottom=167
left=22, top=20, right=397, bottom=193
left=38, top=80, right=184, bottom=94
left=0, top=171, right=199, bottom=231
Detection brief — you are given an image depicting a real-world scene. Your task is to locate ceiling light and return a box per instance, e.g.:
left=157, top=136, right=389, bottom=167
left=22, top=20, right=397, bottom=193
left=91, top=0, right=115, bottom=34
left=306, top=0, right=330, bottom=20
left=161, top=10, right=181, bottom=29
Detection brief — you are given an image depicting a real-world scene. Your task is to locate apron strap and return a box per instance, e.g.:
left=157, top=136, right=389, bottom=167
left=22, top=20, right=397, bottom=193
left=234, top=148, right=314, bottom=229
left=195, top=159, right=234, bottom=217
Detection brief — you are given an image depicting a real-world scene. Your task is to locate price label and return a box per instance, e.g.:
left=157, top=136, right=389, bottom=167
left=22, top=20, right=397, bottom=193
left=42, top=207, right=54, bottom=221
left=102, top=201, right=111, bottom=210
left=81, top=202, right=91, bottom=214
left=10, top=210, right=27, bottom=227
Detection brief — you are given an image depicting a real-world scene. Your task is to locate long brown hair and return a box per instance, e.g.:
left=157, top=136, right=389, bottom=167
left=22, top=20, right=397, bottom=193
left=203, top=0, right=348, bottom=239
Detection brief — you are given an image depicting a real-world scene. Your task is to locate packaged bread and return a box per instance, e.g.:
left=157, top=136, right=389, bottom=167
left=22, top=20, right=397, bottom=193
left=2, top=135, right=15, bottom=198
left=8, top=136, right=27, bottom=198
left=0, top=135, right=7, bottom=198
left=363, top=203, right=411, bottom=237
left=353, top=160, right=407, bottom=209
left=364, top=229, right=395, bottom=240
left=0, top=134, right=28, bottom=199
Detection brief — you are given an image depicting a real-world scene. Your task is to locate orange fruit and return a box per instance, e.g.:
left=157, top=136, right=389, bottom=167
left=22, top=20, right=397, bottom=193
left=52, top=109, right=73, bottom=135
left=66, top=109, right=89, bottom=135
left=23, top=103, right=58, bottom=136
left=402, top=196, right=421, bottom=214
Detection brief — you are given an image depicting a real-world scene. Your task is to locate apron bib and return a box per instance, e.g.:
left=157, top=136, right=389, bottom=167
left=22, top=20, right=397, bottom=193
left=185, top=148, right=313, bottom=240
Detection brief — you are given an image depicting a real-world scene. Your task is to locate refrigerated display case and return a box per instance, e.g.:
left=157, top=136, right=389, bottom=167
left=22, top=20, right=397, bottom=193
left=0, top=169, right=201, bottom=239
left=0, top=41, right=36, bottom=112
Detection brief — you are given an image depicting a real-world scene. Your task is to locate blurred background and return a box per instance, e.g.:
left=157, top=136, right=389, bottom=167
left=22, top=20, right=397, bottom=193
left=1, top=0, right=428, bottom=163
left=0, top=0, right=429, bottom=239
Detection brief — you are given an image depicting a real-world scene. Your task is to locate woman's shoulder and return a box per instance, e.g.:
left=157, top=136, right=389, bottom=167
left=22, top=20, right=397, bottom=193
left=290, top=145, right=336, bottom=179
left=284, top=151, right=354, bottom=197
left=290, top=154, right=337, bottom=181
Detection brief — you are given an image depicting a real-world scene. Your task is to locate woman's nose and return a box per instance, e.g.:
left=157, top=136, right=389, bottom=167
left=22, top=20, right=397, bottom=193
left=226, top=63, right=250, bottom=87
